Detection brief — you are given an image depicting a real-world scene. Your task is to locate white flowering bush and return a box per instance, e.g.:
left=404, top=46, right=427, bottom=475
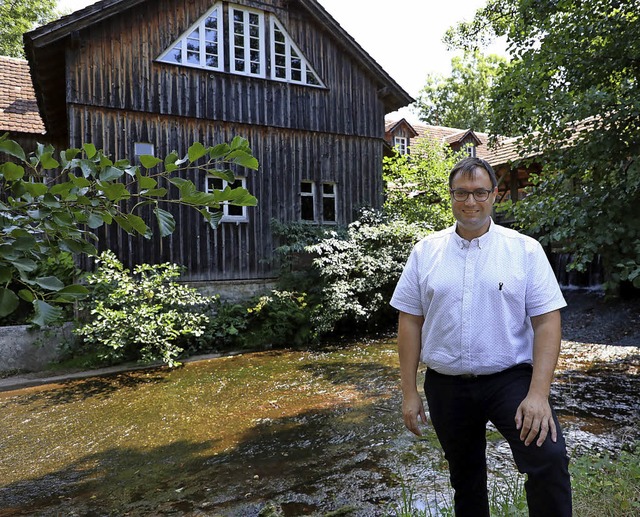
left=74, top=251, right=215, bottom=367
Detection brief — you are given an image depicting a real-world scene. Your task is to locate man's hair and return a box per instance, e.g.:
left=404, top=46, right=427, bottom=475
left=448, top=157, right=498, bottom=189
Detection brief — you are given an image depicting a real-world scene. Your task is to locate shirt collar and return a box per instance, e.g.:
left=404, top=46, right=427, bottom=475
left=452, top=218, right=494, bottom=249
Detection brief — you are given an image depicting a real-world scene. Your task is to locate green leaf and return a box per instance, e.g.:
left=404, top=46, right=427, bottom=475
left=230, top=136, right=249, bottom=151
left=0, top=136, right=26, bottom=161
left=169, top=178, right=197, bottom=196
left=227, top=149, right=259, bottom=170
left=77, top=159, right=98, bottom=178
left=99, top=182, right=130, bottom=201
left=32, top=300, right=63, bottom=327
left=136, top=171, right=158, bottom=190
left=154, top=207, right=176, bottom=237
left=56, top=284, right=90, bottom=299
left=42, top=193, right=61, bottom=208
left=126, top=213, right=150, bottom=237
left=0, top=266, right=12, bottom=283
left=12, top=258, right=38, bottom=272
left=11, top=234, right=37, bottom=251
left=207, top=169, right=236, bottom=183
left=141, top=188, right=168, bottom=197
left=23, top=181, right=49, bottom=197
left=209, top=143, right=231, bottom=159
left=87, top=213, right=105, bottom=229
left=188, top=142, right=208, bottom=163
left=50, top=181, right=74, bottom=196
left=34, top=276, right=65, bottom=291
left=181, top=191, right=218, bottom=206
left=139, top=155, right=163, bottom=169
left=113, top=214, right=133, bottom=234
left=18, top=289, right=35, bottom=303
left=83, top=143, right=97, bottom=159
left=0, top=288, right=19, bottom=317
left=99, top=166, right=124, bottom=181
left=1, top=162, right=25, bottom=181
left=40, top=152, right=60, bottom=170
left=206, top=209, right=223, bottom=230
left=70, top=174, right=91, bottom=188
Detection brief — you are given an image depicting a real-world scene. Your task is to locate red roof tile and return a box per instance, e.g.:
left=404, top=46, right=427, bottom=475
left=0, top=56, right=45, bottom=135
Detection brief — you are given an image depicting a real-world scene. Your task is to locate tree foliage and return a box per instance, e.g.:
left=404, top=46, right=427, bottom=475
left=383, top=138, right=459, bottom=229
left=414, top=50, right=507, bottom=132
left=0, top=134, right=258, bottom=325
left=447, top=0, right=640, bottom=291
left=0, top=0, right=58, bottom=58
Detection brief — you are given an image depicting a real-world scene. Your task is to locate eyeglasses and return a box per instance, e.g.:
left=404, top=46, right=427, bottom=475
left=450, top=189, right=493, bottom=202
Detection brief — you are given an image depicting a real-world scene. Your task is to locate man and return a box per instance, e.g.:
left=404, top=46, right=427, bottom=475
left=390, top=157, right=572, bottom=516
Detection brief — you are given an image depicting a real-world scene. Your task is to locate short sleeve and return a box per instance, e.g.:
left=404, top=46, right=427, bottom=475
left=525, top=241, right=567, bottom=317
left=390, top=246, right=424, bottom=316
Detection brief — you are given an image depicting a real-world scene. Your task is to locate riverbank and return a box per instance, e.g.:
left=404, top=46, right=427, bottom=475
left=1, top=289, right=639, bottom=393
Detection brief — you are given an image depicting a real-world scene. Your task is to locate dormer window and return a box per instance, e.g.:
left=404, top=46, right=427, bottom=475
left=464, top=143, right=476, bottom=157
left=158, top=2, right=324, bottom=87
left=394, top=136, right=408, bottom=155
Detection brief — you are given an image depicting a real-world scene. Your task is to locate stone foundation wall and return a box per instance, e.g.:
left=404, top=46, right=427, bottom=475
left=0, top=324, right=74, bottom=373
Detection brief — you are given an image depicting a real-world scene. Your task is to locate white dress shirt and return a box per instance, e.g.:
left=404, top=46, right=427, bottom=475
left=390, top=220, right=566, bottom=375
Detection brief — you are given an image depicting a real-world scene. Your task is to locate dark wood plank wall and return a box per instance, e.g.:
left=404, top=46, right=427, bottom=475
left=66, top=0, right=387, bottom=281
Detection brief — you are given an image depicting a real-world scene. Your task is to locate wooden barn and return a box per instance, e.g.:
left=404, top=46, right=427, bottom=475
left=23, top=0, right=412, bottom=289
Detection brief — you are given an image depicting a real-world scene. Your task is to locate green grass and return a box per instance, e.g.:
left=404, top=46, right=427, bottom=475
left=386, top=444, right=640, bottom=517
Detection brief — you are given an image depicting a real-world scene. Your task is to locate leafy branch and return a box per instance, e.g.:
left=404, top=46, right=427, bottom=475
left=0, top=134, right=258, bottom=325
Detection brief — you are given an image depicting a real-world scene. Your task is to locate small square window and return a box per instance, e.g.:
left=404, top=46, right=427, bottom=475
left=206, top=175, right=248, bottom=223
left=134, top=142, right=154, bottom=157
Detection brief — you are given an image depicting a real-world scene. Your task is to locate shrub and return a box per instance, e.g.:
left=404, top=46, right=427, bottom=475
left=74, top=251, right=215, bottom=367
left=243, top=290, right=312, bottom=347
left=273, top=210, right=431, bottom=338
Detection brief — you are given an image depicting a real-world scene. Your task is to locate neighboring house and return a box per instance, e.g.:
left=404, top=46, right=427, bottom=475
left=17, top=0, right=412, bottom=286
left=0, top=56, right=45, bottom=153
left=385, top=117, right=535, bottom=204
left=384, top=118, right=417, bottom=156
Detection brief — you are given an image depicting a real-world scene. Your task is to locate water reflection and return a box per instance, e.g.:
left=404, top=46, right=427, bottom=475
left=0, top=338, right=637, bottom=516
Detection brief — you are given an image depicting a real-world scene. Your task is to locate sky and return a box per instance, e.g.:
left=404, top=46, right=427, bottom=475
left=57, top=0, right=504, bottom=121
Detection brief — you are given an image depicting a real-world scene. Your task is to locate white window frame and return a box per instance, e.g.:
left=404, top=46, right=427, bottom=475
left=321, top=182, right=337, bottom=224
left=206, top=175, right=249, bottom=223
left=464, top=143, right=476, bottom=157
left=270, top=18, right=324, bottom=87
left=229, top=4, right=266, bottom=78
left=156, top=3, right=324, bottom=88
left=157, top=3, right=224, bottom=71
left=394, top=136, right=408, bottom=155
left=300, top=180, right=316, bottom=222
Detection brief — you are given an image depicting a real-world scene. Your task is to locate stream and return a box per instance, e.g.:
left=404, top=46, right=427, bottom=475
left=0, top=334, right=638, bottom=516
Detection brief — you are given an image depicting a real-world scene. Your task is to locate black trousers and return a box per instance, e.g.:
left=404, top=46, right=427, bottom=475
left=424, top=364, right=572, bottom=517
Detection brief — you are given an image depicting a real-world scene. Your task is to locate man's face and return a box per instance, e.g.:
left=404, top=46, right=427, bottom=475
left=450, top=167, right=497, bottom=240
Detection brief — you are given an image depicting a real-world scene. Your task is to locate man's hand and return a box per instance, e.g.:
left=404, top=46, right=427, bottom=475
left=402, top=390, right=427, bottom=436
left=515, top=392, right=557, bottom=446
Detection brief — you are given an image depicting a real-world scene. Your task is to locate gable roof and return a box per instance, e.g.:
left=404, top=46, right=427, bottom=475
left=409, top=122, right=493, bottom=160
left=385, top=118, right=418, bottom=138
left=0, top=56, right=45, bottom=135
left=24, top=0, right=413, bottom=137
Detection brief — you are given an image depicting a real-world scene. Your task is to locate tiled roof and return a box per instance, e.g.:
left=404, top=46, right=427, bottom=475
left=408, top=122, right=493, bottom=160
left=386, top=119, right=540, bottom=166
left=0, top=56, right=45, bottom=135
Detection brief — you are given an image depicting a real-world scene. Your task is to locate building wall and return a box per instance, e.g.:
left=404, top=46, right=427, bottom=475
left=64, top=0, right=386, bottom=280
